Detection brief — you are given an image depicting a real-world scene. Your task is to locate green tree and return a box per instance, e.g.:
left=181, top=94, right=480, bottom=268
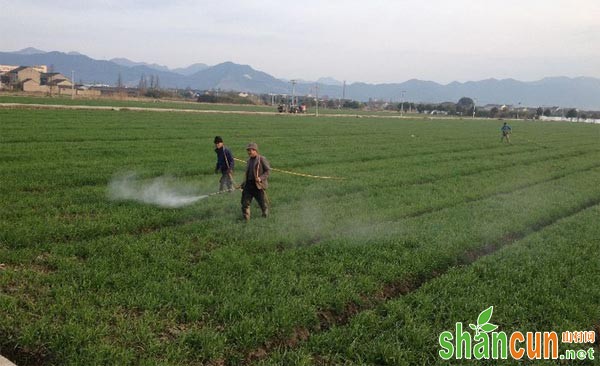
left=566, top=109, right=578, bottom=119
left=536, top=107, right=543, bottom=117
left=490, top=107, right=499, bottom=118
left=138, top=74, right=147, bottom=96
left=343, top=100, right=361, bottom=109
left=456, top=97, right=474, bottom=115
left=439, top=102, right=457, bottom=115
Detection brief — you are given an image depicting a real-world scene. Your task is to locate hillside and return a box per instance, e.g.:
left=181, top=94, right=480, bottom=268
left=2, top=49, right=600, bottom=109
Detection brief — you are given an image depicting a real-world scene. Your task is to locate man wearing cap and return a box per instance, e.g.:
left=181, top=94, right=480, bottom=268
left=214, top=136, right=235, bottom=191
left=241, top=142, right=270, bottom=221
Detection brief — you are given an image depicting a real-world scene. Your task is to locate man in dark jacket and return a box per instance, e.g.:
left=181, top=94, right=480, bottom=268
left=500, top=122, right=512, bottom=143
left=241, top=142, right=270, bottom=221
left=214, top=136, right=235, bottom=191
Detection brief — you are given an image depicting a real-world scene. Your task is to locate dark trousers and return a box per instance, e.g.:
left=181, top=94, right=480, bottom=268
left=241, top=182, right=268, bottom=218
left=219, top=172, right=233, bottom=191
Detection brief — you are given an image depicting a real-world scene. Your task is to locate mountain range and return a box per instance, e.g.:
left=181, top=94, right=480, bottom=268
left=1, top=48, right=599, bottom=110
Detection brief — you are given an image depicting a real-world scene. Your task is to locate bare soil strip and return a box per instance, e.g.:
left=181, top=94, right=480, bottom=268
left=0, top=102, right=280, bottom=115
left=0, top=102, right=474, bottom=120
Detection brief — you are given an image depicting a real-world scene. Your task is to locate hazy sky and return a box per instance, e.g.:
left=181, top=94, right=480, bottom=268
left=1, top=0, right=598, bottom=83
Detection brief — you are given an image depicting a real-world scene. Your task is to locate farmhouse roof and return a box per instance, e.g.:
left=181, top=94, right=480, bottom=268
left=47, top=79, right=67, bottom=86
left=10, top=66, right=30, bottom=73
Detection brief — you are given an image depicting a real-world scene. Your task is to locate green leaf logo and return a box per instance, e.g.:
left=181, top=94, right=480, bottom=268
left=478, top=306, right=493, bottom=325
left=469, top=306, right=498, bottom=336
left=480, top=323, right=498, bottom=332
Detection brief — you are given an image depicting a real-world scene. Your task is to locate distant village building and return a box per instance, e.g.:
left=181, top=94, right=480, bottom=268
left=6, top=66, right=73, bottom=94
left=8, top=66, right=42, bottom=85
left=0, top=64, right=47, bottom=74
left=0, top=65, right=19, bottom=74
left=481, top=104, right=503, bottom=111
left=0, top=64, right=100, bottom=96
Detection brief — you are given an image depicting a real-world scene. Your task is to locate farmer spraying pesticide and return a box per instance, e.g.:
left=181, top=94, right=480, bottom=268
left=110, top=139, right=343, bottom=211
left=241, top=142, right=270, bottom=221
left=214, top=136, right=235, bottom=191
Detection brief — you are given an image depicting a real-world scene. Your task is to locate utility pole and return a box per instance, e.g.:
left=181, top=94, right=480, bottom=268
left=290, top=80, right=297, bottom=106
left=517, top=102, right=521, bottom=119
left=71, top=70, right=75, bottom=99
left=315, top=83, right=319, bottom=117
left=400, top=90, right=406, bottom=116
left=472, top=98, right=477, bottom=119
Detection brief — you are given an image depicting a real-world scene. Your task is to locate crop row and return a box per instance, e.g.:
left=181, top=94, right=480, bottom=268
left=259, top=203, right=600, bottom=365
left=2, top=166, right=600, bottom=364
left=2, top=109, right=599, bottom=365
left=3, top=140, right=600, bottom=248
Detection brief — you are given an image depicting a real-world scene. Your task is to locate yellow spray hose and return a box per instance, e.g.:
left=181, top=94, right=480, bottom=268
left=233, top=157, right=345, bottom=180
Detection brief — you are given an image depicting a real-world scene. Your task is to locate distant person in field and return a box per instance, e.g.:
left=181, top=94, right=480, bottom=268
left=241, top=142, right=270, bottom=221
left=500, top=122, right=512, bottom=143
left=214, top=136, right=235, bottom=191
